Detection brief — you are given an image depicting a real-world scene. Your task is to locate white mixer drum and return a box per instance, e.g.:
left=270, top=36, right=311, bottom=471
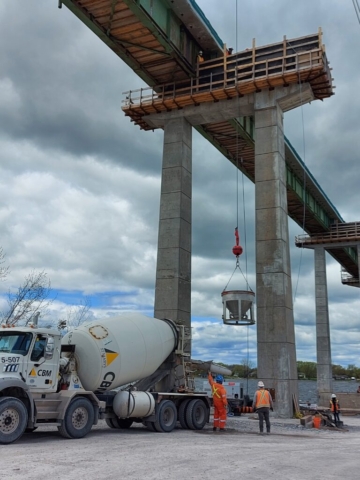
left=61, top=313, right=177, bottom=392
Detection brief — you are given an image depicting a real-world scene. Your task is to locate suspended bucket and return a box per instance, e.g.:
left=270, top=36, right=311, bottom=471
left=221, top=290, right=255, bottom=326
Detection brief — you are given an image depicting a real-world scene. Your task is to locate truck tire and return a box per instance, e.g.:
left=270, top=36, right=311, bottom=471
left=185, top=399, right=207, bottom=430
left=178, top=399, right=191, bottom=429
left=58, top=397, right=95, bottom=439
left=105, top=418, right=116, bottom=429
left=105, top=417, right=133, bottom=429
left=154, top=400, right=177, bottom=433
left=0, top=396, right=28, bottom=445
left=144, top=420, right=156, bottom=431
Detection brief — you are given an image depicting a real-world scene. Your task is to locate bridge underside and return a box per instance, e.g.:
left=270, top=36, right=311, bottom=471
left=62, top=1, right=357, bottom=283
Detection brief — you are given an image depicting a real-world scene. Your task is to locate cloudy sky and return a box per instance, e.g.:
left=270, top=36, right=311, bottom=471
left=1, top=0, right=360, bottom=368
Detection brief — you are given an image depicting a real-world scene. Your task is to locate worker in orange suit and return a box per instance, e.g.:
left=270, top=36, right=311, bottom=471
left=252, top=381, right=273, bottom=434
left=208, top=372, right=228, bottom=431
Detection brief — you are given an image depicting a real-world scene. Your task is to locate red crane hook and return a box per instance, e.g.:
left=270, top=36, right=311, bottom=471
left=232, top=227, right=243, bottom=257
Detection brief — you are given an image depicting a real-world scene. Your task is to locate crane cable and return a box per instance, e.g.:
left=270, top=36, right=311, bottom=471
left=223, top=0, right=253, bottom=294
left=235, top=0, right=252, bottom=395
left=287, top=40, right=307, bottom=303
left=353, top=0, right=360, bottom=24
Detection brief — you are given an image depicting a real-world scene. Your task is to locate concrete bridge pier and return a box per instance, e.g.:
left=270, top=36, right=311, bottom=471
left=314, top=246, right=332, bottom=397
left=254, top=91, right=299, bottom=417
left=150, top=84, right=313, bottom=415
left=154, top=117, right=192, bottom=354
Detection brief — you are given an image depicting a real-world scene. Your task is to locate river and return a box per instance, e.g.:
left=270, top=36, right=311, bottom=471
left=195, top=378, right=360, bottom=404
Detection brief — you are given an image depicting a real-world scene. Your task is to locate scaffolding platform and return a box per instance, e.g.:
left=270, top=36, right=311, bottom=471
left=122, top=29, right=334, bottom=130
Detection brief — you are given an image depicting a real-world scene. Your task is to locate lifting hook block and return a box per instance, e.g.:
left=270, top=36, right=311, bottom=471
left=232, top=227, right=243, bottom=257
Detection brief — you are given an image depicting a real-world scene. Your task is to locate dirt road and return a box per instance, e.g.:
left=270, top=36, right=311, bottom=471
left=1, top=416, right=358, bottom=480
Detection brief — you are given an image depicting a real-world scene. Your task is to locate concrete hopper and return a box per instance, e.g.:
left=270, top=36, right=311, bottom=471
left=221, top=290, right=255, bottom=326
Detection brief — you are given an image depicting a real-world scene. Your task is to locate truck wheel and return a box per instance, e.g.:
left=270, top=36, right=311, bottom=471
left=185, top=399, right=207, bottom=430
left=106, top=417, right=133, bottom=429
left=105, top=418, right=116, bottom=429
left=144, top=420, right=156, bottom=431
left=178, top=399, right=191, bottom=429
left=0, top=396, right=28, bottom=445
left=154, top=400, right=177, bottom=433
left=58, top=397, right=94, bottom=439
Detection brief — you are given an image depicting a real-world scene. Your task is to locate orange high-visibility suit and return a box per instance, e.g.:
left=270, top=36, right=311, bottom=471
left=208, top=373, right=228, bottom=430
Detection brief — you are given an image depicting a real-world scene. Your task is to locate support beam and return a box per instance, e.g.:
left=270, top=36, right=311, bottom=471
left=314, top=246, right=332, bottom=395
left=144, top=84, right=314, bottom=129
left=154, top=118, right=192, bottom=354
left=254, top=90, right=298, bottom=418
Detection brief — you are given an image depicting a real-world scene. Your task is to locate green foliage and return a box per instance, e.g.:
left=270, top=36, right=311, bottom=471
left=203, top=360, right=360, bottom=380
left=297, top=361, right=317, bottom=379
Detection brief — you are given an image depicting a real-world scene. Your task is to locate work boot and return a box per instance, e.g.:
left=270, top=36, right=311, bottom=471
left=213, top=427, right=217, bottom=431
left=219, top=428, right=226, bottom=432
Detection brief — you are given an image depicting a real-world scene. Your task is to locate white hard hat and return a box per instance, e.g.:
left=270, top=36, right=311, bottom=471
left=331, top=393, right=336, bottom=398
left=199, top=51, right=203, bottom=55
left=258, top=381, right=264, bottom=388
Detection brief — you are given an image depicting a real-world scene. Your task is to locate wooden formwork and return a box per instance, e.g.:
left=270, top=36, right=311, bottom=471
left=295, top=222, right=360, bottom=246
left=123, top=29, right=334, bottom=130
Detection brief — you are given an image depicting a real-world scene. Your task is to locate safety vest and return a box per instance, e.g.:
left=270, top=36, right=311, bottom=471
left=208, top=373, right=227, bottom=406
left=330, top=399, right=340, bottom=412
left=254, top=389, right=271, bottom=408
left=211, top=384, right=223, bottom=399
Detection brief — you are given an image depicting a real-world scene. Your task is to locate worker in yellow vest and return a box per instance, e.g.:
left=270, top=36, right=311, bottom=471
left=252, top=381, right=273, bottom=434
left=208, top=372, right=228, bottom=431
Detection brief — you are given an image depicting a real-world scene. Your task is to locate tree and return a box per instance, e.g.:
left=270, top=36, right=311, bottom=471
left=231, top=359, right=256, bottom=378
left=57, top=297, right=92, bottom=333
left=297, top=361, right=317, bottom=379
left=1, top=270, right=52, bottom=326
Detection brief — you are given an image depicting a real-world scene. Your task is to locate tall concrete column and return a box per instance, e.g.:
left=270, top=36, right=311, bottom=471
left=314, top=246, right=332, bottom=396
left=254, top=94, right=298, bottom=417
left=154, top=117, right=192, bottom=353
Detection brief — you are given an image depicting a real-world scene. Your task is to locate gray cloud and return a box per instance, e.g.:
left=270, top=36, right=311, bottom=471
left=0, top=0, right=359, bottom=366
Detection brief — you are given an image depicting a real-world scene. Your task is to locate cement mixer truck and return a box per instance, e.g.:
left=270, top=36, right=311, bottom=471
left=0, top=313, right=230, bottom=444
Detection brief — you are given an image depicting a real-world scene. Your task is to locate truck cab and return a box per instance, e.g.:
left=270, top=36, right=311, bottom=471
left=0, top=326, right=61, bottom=393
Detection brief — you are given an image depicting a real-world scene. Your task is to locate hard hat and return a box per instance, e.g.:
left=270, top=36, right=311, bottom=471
left=215, top=374, right=224, bottom=383
left=258, top=381, right=265, bottom=388
left=199, top=51, right=203, bottom=55
left=331, top=393, right=336, bottom=398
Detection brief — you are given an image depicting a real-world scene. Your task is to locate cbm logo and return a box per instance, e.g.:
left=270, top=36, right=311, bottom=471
left=4, top=364, right=19, bottom=372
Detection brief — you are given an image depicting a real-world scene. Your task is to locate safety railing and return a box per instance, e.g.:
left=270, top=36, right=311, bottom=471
left=122, top=47, right=327, bottom=109
left=295, top=223, right=360, bottom=246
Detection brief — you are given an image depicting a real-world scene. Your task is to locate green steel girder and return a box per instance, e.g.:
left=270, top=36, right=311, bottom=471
left=227, top=118, right=254, bottom=149
left=62, top=0, right=158, bottom=86
left=121, top=0, right=195, bottom=76
left=197, top=119, right=334, bottom=232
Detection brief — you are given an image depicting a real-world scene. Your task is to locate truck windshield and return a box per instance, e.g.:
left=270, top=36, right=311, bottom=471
left=0, top=332, right=33, bottom=355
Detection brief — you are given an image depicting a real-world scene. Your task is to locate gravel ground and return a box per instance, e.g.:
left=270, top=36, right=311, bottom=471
left=1, top=414, right=359, bottom=480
